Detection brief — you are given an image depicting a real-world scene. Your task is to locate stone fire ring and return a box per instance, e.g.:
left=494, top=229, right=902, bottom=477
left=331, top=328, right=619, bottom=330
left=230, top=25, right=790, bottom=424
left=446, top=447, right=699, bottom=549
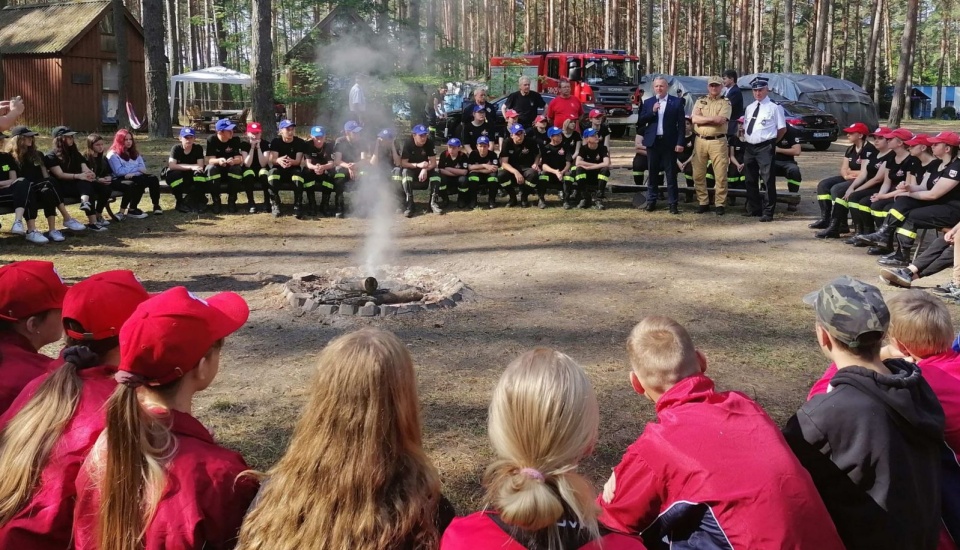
left=283, top=266, right=473, bottom=318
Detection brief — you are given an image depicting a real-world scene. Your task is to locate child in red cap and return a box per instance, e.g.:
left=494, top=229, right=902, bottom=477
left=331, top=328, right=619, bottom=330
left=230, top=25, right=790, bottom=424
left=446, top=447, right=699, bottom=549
left=599, top=316, right=844, bottom=549
left=72, top=286, right=258, bottom=550
left=441, top=348, right=644, bottom=550
left=0, top=270, right=150, bottom=549
left=0, top=260, right=67, bottom=414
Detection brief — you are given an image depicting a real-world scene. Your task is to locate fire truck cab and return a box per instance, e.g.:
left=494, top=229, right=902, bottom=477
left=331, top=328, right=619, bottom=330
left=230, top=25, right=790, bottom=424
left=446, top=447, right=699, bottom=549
left=489, top=50, right=640, bottom=136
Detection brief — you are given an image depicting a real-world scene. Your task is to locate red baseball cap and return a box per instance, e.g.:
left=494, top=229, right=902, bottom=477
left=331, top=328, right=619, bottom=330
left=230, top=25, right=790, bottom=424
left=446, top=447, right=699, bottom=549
left=62, top=270, right=150, bottom=341
left=0, top=261, right=67, bottom=321
left=589, top=109, right=603, bottom=119
left=119, top=287, right=249, bottom=386
left=504, top=109, right=519, bottom=118
left=872, top=126, right=891, bottom=137
left=930, top=131, right=960, bottom=147
left=905, top=134, right=931, bottom=147
left=534, top=115, right=547, bottom=124
left=843, top=122, right=871, bottom=136
left=886, top=128, right=914, bottom=142
left=247, top=122, right=262, bottom=134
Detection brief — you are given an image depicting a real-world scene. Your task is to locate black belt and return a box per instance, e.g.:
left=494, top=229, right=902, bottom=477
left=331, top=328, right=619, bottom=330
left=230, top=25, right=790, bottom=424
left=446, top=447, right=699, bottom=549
left=696, top=134, right=726, bottom=141
left=746, top=138, right=777, bottom=147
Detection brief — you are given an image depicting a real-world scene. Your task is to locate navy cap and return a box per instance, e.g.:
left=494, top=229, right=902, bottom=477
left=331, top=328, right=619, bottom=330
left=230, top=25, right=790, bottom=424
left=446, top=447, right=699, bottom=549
left=546, top=127, right=562, bottom=137
left=508, top=123, right=525, bottom=135
left=310, top=126, right=326, bottom=137
left=750, top=76, right=769, bottom=90
left=473, top=104, right=488, bottom=114
left=52, top=126, right=78, bottom=138
left=447, top=138, right=462, bottom=147
left=378, top=129, right=394, bottom=139
left=412, top=124, right=429, bottom=136
left=476, top=136, right=491, bottom=145
left=179, top=127, right=196, bottom=138
left=278, top=120, right=296, bottom=130
left=344, top=121, right=362, bottom=133
left=583, top=128, right=599, bottom=138
left=215, top=119, right=236, bottom=132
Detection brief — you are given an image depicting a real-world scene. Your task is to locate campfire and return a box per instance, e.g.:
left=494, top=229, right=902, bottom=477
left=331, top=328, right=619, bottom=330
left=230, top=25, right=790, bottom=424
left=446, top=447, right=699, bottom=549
left=284, top=266, right=470, bottom=317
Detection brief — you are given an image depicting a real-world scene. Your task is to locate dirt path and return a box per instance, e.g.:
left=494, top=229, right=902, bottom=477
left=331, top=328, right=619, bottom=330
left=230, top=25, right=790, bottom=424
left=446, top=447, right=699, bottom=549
left=5, top=136, right=955, bottom=511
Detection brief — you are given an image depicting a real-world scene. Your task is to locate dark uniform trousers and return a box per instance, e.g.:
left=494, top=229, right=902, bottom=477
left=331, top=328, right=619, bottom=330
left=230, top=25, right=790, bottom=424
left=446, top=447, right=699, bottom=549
left=895, top=200, right=960, bottom=251
left=266, top=166, right=303, bottom=208
left=632, top=154, right=648, bottom=186
left=299, top=167, right=335, bottom=212
left=164, top=169, right=205, bottom=208
left=440, top=174, right=469, bottom=206
left=51, top=176, right=112, bottom=216
left=242, top=167, right=270, bottom=209
left=22, top=178, right=63, bottom=220
left=0, top=178, right=35, bottom=220
left=743, top=140, right=777, bottom=216
left=467, top=171, right=497, bottom=207
left=774, top=161, right=802, bottom=194
left=571, top=166, right=610, bottom=205
left=401, top=168, right=440, bottom=211
left=496, top=167, right=541, bottom=205
left=846, top=187, right=879, bottom=233
left=205, top=164, right=246, bottom=207
left=913, top=235, right=955, bottom=278
left=539, top=172, right=574, bottom=204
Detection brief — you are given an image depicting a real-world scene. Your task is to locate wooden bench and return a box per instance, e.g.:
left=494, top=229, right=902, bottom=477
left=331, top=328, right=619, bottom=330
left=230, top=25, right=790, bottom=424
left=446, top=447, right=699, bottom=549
left=0, top=190, right=125, bottom=217
left=608, top=182, right=802, bottom=206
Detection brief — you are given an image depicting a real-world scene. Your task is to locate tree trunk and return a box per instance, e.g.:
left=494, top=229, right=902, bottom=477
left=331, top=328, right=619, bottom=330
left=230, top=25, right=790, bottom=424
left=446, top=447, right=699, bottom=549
left=142, top=0, right=170, bottom=137
left=214, top=0, right=231, bottom=104
left=112, top=0, right=130, bottom=128
left=823, top=0, right=834, bottom=73
left=752, top=0, right=761, bottom=73
left=426, top=0, right=436, bottom=68
left=888, top=0, right=919, bottom=127
left=809, top=0, right=829, bottom=74
left=937, top=2, right=949, bottom=114
left=165, top=0, right=181, bottom=121
left=783, top=0, right=793, bottom=72
left=251, top=0, right=274, bottom=141
left=645, top=0, right=653, bottom=73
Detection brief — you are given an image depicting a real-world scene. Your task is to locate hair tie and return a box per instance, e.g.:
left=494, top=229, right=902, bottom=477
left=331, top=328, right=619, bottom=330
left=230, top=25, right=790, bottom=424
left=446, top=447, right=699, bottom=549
left=62, top=345, right=100, bottom=370
left=520, top=468, right=545, bottom=482
left=114, top=370, right=147, bottom=388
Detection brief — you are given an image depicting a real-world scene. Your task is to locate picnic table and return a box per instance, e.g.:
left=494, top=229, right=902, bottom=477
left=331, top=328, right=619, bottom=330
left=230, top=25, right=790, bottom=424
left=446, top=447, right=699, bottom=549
left=191, top=108, right=248, bottom=133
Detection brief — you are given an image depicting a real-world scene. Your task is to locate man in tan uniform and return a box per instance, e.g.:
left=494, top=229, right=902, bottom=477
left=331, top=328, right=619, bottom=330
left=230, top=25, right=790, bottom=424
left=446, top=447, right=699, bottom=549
left=691, top=76, right=732, bottom=215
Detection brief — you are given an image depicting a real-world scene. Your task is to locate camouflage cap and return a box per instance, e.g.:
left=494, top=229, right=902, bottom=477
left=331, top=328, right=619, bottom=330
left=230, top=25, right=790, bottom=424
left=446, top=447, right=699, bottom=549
left=802, top=276, right=889, bottom=348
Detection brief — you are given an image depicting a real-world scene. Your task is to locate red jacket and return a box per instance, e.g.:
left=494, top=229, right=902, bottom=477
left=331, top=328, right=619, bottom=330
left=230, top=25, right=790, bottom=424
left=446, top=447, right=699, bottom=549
left=0, top=332, right=55, bottom=415
left=599, top=374, right=844, bottom=550
left=809, top=352, right=960, bottom=550
left=441, top=511, right=646, bottom=550
left=0, top=366, right=116, bottom=548
left=73, top=409, right=259, bottom=550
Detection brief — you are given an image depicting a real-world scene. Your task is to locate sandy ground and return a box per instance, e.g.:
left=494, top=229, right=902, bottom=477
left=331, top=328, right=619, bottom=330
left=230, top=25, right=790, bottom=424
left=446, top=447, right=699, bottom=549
left=5, top=128, right=957, bottom=512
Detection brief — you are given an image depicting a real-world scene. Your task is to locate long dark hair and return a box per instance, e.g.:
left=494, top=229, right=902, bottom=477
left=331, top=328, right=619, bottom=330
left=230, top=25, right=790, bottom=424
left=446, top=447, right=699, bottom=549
left=53, top=135, right=81, bottom=167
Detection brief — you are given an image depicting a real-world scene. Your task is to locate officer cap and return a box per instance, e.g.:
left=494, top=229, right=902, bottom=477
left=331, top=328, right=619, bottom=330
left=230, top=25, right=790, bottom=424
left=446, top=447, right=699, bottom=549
left=750, top=76, right=769, bottom=90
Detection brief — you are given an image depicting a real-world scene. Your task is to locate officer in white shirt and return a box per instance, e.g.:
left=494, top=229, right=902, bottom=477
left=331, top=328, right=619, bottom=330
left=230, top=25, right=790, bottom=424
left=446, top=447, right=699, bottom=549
left=741, top=76, right=786, bottom=222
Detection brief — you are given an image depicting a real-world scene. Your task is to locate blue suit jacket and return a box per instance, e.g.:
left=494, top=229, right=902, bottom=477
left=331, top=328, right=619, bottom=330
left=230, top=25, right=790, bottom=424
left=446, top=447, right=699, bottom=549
left=639, top=95, right=686, bottom=148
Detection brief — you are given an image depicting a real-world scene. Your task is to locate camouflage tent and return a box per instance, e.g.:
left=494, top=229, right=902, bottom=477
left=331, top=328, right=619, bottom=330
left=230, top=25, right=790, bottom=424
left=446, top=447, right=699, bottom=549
left=738, top=73, right=879, bottom=130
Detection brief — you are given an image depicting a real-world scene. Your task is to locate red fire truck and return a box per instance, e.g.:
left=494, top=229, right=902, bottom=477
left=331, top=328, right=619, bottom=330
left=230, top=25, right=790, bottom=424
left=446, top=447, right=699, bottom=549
left=489, top=50, right=640, bottom=135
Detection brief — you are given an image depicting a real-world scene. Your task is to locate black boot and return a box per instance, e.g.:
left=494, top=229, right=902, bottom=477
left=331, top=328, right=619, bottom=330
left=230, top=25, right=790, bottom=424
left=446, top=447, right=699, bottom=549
left=808, top=199, right=832, bottom=229
left=815, top=218, right=842, bottom=239
left=488, top=189, right=498, bottom=209
left=843, top=218, right=863, bottom=245
left=334, top=193, right=345, bottom=219
left=538, top=192, right=547, bottom=209
left=507, top=189, right=518, bottom=207
left=855, top=218, right=897, bottom=247
left=404, top=193, right=415, bottom=217
left=210, top=193, right=222, bottom=214
left=306, top=192, right=317, bottom=217
left=878, top=233, right=914, bottom=267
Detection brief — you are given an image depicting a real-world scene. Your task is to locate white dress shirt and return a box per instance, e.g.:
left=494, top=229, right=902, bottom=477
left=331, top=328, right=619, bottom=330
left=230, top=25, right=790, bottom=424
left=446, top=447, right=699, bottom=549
left=656, top=95, right=667, bottom=135
left=742, top=97, right=786, bottom=144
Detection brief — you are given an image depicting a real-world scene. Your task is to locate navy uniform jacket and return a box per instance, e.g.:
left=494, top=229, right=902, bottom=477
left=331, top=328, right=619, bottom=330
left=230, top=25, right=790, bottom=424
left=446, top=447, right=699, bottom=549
left=638, top=95, right=686, bottom=149
left=724, top=86, right=745, bottom=136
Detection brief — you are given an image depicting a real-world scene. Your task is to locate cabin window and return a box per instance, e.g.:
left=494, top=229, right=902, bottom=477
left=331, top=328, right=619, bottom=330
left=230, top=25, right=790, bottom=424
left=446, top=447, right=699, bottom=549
left=102, top=62, right=119, bottom=123
left=99, top=11, right=116, bottom=52
left=547, top=59, right=560, bottom=79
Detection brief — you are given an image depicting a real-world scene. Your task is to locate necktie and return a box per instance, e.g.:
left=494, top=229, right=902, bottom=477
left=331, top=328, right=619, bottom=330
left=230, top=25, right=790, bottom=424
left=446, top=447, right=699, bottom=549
left=746, top=104, right=759, bottom=136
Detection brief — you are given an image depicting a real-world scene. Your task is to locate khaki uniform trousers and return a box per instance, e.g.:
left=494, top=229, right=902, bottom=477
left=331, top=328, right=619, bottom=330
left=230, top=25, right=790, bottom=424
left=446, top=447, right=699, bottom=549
left=693, top=137, right=729, bottom=206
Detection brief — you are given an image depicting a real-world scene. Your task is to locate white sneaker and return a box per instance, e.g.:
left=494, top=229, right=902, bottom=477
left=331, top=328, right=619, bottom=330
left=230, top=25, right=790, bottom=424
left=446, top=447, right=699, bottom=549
left=97, top=216, right=110, bottom=226
left=46, top=229, right=65, bottom=242
left=9, top=219, right=25, bottom=235
left=25, top=230, right=49, bottom=244
left=64, top=218, right=86, bottom=231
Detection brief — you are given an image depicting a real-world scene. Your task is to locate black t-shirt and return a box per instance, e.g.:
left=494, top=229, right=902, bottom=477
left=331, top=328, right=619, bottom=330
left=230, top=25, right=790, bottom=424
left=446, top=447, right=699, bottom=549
left=302, top=140, right=334, bottom=167
left=844, top=142, right=878, bottom=172
left=578, top=144, right=609, bottom=166
left=775, top=126, right=803, bottom=162
left=333, top=137, right=363, bottom=163
left=461, top=121, right=494, bottom=148
left=239, top=139, right=270, bottom=170
left=206, top=135, right=243, bottom=160
left=499, top=135, right=540, bottom=169
left=678, top=134, right=695, bottom=163
left=934, top=158, right=960, bottom=200
left=169, top=144, right=205, bottom=167
left=504, top=90, right=546, bottom=126
left=883, top=153, right=916, bottom=187
left=855, top=142, right=881, bottom=176
left=0, top=152, right=15, bottom=181
left=43, top=149, right=87, bottom=175
left=540, top=141, right=572, bottom=170
left=85, top=153, right=110, bottom=178
left=269, top=137, right=305, bottom=162
left=529, top=128, right=550, bottom=148
left=400, top=138, right=437, bottom=165
left=371, top=141, right=398, bottom=169
left=467, top=150, right=499, bottom=168
left=913, top=159, right=942, bottom=191
left=560, top=131, right=581, bottom=154
left=16, top=153, right=45, bottom=181
left=585, top=123, right=611, bottom=142
left=438, top=150, right=468, bottom=171
left=729, top=135, right=746, bottom=163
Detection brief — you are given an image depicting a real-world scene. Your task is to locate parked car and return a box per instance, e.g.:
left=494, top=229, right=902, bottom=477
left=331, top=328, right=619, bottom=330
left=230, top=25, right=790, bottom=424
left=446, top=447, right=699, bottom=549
left=740, top=87, right=839, bottom=150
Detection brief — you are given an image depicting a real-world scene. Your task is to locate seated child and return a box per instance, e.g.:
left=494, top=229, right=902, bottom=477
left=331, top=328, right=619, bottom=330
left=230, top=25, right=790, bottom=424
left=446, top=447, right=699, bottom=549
left=599, top=315, right=843, bottom=550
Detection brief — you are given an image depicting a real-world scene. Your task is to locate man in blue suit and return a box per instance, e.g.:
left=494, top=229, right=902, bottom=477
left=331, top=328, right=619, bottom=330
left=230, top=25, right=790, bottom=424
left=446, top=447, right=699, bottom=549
left=638, top=76, right=687, bottom=213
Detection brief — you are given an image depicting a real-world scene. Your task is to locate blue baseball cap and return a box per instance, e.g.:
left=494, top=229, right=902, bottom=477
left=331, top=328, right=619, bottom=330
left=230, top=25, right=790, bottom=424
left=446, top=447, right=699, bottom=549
left=412, top=124, right=429, bottom=136
left=278, top=120, right=296, bottom=130
left=378, top=129, right=394, bottom=139
left=344, top=121, right=362, bottom=133
left=472, top=104, right=488, bottom=114
left=214, top=119, right=236, bottom=132
left=583, top=128, right=598, bottom=138
left=476, top=136, right=491, bottom=145
left=179, top=127, right=196, bottom=138
left=508, top=123, right=525, bottom=135
left=546, top=127, right=562, bottom=137
left=310, top=126, right=326, bottom=138
left=447, top=138, right=462, bottom=147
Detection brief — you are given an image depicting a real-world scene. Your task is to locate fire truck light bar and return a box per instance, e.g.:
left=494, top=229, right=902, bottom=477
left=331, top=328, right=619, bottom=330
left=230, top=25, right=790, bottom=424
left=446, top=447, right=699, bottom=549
left=591, top=49, right=627, bottom=55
